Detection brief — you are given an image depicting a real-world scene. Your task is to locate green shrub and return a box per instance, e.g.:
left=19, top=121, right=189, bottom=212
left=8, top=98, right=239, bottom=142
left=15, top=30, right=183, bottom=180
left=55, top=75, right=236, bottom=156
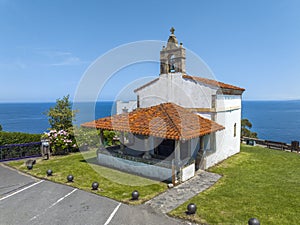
left=45, top=95, right=77, bottom=132
left=0, top=131, right=42, bottom=160
left=43, top=129, right=77, bottom=155
left=73, top=127, right=118, bottom=148
left=0, top=131, right=41, bottom=145
left=241, top=118, right=258, bottom=138
left=103, top=130, right=117, bottom=146
left=0, top=145, right=41, bottom=160
left=73, top=127, right=101, bottom=148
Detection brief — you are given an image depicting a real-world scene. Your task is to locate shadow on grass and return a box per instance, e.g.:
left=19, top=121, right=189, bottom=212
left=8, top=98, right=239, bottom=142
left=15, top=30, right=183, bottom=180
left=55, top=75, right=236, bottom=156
left=80, top=157, right=98, bottom=164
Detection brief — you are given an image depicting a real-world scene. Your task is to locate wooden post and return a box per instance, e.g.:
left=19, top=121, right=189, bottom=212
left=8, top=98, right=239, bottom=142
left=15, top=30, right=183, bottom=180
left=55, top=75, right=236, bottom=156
left=142, top=136, right=152, bottom=159
left=172, top=159, right=176, bottom=186
left=174, top=140, right=181, bottom=162
left=200, top=136, right=204, bottom=150
left=174, top=140, right=181, bottom=183
left=196, top=136, right=205, bottom=170
left=120, top=132, right=125, bottom=150
left=144, top=137, right=149, bottom=151
left=187, top=139, right=191, bottom=157
left=153, top=137, right=159, bottom=155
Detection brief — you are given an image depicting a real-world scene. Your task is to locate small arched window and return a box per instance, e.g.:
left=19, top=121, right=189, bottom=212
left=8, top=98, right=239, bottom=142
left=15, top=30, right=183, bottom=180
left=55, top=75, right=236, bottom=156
left=234, top=123, right=237, bottom=137
left=168, top=55, right=176, bottom=73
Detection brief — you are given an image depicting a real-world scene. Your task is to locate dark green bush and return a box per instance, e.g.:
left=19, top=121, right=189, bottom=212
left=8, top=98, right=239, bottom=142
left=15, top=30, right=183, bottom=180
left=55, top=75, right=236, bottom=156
left=73, top=127, right=118, bottom=148
left=0, top=131, right=41, bottom=145
left=0, top=132, right=42, bottom=160
left=103, top=130, right=118, bottom=146
left=0, top=145, right=41, bottom=160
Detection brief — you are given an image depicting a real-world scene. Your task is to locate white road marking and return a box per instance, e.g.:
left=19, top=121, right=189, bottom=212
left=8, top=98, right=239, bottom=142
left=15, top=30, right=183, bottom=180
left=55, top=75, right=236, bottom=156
left=49, top=188, right=77, bottom=208
left=104, top=202, right=122, bottom=225
left=29, top=188, right=78, bottom=221
left=0, top=180, right=44, bottom=202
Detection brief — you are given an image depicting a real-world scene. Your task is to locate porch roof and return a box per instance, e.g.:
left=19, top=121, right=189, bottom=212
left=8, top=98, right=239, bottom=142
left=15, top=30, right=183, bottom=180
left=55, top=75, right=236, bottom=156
left=81, top=102, right=224, bottom=140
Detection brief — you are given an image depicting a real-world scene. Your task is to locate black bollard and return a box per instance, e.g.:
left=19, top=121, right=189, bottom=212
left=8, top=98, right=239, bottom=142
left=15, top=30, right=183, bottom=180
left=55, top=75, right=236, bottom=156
left=131, top=190, right=139, bottom=200
left=27, top=164, right=33, bottom=170
left=67, top=174, right=74, bottom=182
left=26, top=159, right=35, bottom=170
left=187, top=203, right=197, bottom=214
left=248, top=218, right=260, bottom=225
left=92, top=182, right=99, bottom=190
left=46, top=169, right=52, bottom=176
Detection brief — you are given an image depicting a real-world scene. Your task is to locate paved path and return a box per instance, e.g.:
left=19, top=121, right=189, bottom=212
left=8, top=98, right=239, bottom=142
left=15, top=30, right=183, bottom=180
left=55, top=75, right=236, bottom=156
left=0, top=164, right=194, bottom=225
left=145, top=170, right=221, bottom=213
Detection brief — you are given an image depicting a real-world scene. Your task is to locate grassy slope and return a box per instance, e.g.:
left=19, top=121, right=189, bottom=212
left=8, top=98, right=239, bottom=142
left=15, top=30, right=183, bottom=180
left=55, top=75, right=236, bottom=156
left=170, top=145, right=300, bottom=225
left=8, top=150, right=166, bottom=204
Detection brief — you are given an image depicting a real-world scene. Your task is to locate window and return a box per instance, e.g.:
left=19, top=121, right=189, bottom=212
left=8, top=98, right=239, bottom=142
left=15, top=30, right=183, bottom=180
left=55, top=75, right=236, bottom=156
left=168, top=55, right=176, bottom=72
left=137, top=95, right=140, bottom=108
left=234, top=123, right=237, bottom=137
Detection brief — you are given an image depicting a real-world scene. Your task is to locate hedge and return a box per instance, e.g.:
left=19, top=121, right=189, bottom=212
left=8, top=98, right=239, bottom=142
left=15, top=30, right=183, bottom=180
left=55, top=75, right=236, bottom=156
left=0, top=132, right=42, bottom=161
left=0, top=131, right=41, bottom=146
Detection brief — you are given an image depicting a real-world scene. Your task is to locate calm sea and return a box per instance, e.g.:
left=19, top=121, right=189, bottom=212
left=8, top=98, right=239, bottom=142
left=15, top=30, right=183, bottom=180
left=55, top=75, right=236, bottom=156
left=0, top=102, right=116, bottom=134
left=0, top=101, right=299, bottom=143
left=242, top=100, right=300, bottom=143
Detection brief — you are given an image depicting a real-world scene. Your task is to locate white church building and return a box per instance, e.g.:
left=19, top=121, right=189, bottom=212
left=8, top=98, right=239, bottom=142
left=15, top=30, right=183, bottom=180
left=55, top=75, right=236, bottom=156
left=82, top=28, right=245, bottom=183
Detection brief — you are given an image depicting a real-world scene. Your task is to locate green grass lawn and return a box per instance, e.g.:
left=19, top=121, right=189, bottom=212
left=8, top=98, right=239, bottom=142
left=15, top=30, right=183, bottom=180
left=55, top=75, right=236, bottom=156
left=8, top=150, right=167, bottom=204
left=170, top=145, right=300, bottom=225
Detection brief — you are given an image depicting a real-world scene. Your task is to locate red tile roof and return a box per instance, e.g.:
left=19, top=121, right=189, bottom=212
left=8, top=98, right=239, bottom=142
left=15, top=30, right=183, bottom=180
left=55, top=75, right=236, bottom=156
left=81, top=103, right=224, bottom=140
left=182, top=74, right=245, bottom=91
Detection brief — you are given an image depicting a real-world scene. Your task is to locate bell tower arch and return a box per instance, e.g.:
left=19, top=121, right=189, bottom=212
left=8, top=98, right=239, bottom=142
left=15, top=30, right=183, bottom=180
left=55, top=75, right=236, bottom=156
left=160, top=27, right=186, bottom=75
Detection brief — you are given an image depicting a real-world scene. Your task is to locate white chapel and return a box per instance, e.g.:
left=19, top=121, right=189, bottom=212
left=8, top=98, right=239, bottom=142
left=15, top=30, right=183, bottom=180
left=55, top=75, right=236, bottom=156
left=82, top=28, right=245, bottom=182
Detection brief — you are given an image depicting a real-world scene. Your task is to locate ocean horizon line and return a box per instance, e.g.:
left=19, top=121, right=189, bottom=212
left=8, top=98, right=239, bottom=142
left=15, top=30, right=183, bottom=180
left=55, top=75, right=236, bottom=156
left=0, top=99, right=300, bottom=104
left=0, top=100, right=116, bottom=104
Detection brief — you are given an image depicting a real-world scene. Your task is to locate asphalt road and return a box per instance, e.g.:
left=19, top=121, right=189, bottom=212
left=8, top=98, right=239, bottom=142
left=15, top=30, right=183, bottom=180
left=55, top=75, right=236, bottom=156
left=0, top=164, right=190, bottom=225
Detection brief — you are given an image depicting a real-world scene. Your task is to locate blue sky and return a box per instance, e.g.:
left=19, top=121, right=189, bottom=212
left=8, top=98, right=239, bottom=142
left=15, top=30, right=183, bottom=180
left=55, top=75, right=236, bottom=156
left=0, top=0, right=300, bottom=102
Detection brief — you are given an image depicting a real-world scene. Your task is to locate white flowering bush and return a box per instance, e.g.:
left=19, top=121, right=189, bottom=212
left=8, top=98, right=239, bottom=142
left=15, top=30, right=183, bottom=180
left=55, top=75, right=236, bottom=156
left=73, top=127, right=100, bottom=149
left=44, top=129, right=77, bottom=155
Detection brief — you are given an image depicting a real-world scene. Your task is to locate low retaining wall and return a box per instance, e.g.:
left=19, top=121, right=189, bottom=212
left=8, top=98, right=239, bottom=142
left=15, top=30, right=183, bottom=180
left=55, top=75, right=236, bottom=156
left=181, top=163, right=195, bottom=182
left=97, top=152, right=173, bottom=182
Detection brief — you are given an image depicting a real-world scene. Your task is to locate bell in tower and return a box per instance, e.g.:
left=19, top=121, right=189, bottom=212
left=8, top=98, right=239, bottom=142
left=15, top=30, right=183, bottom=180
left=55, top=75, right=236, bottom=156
left=160, top=27, right=186, bottom=75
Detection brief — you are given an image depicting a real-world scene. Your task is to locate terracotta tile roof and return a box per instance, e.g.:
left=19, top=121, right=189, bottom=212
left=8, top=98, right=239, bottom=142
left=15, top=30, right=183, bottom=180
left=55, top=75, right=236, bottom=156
left=81, top=103, right=224, bottom=140
left=182, top=74, right=245, bottom=91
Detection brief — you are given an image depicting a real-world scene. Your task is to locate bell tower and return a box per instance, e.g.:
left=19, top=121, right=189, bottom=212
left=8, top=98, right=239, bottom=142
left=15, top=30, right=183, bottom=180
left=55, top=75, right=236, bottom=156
left=160, top=27, right=186, bottom=74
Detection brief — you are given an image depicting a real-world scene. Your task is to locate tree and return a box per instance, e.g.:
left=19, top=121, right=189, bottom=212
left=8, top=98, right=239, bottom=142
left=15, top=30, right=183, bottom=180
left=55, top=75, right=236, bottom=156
left=241, top=118, right=258, bottom=138
left=0, top=124, right=2, bottom=131
left=45, top=95, right=78, bottom=132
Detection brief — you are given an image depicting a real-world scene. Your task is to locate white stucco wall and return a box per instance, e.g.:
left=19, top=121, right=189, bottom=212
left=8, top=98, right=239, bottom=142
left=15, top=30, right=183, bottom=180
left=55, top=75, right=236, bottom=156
left=136, top=73, right=216, bottom=109
left=181, top=163, right=195, bottom=182
left=205, top=95, right=242, bottom=168
left=216, top=95, right=241, bottom=111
